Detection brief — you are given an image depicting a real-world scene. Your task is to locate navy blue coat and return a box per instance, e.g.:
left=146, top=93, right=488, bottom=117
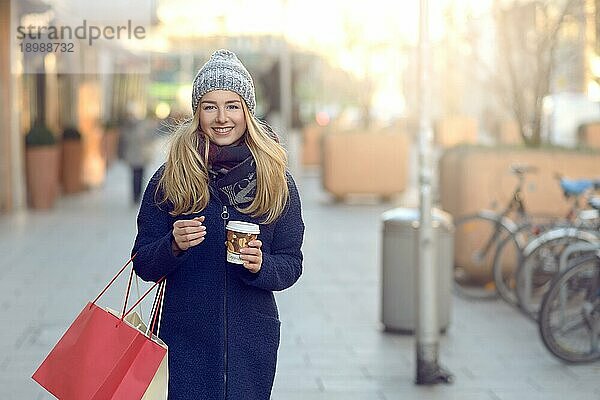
left=132, top=165, right=304, bottom=400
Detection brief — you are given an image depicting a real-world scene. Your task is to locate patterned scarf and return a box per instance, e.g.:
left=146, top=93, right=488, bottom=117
left=205, top=137, right=257, bottom=210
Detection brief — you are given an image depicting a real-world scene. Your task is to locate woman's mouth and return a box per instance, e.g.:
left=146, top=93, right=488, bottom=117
left=213, top=127, right=234, bottom=135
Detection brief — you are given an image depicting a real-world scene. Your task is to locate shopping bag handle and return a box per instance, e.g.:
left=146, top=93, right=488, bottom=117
left=91, top=253, right=137, bottom=306
left=147, top=280, right=166, bottom=338
left=123, top=277, right=165, bottom=321
left=90, top=253, right=166, bottom=326
left=121, top=278, right=166, bottom=338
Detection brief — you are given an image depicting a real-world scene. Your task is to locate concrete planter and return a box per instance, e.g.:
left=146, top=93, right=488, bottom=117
left=439, top=146, right=600, bottom=280
left=440, top=146, right=600, bottom=218
left=26, top=146, right=59, bottom=210
left=82, top=128, right=106, bottom=188
left=435, top=116, right=478, bottom=148
left=60, top=140, right=84, bottom=194
left=321, top=131, right=409, bottom=200
left=301, top=125, right=323, bottom=167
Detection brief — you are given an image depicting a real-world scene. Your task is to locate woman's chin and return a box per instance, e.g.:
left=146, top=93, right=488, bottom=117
left=212, top=137, right=234, bottom=146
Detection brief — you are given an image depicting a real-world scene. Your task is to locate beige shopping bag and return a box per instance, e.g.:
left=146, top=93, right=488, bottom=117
left=107, top=308, right=169, bottom=400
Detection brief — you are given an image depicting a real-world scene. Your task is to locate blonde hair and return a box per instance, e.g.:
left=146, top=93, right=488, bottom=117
left=157, top=102, right=289, bottom=224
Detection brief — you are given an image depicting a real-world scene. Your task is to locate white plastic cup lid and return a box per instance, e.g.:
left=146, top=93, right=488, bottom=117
left=226, top=220, right=260, bottom=235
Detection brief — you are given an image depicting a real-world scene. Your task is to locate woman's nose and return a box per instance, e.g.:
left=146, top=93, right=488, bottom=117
left=216, top=108, right=227, bottom=123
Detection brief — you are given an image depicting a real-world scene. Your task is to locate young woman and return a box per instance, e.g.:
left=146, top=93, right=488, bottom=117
left=132, top=49, right=304, bottom=399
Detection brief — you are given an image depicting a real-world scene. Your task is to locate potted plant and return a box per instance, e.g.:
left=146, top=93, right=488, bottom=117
left=25, top=122, right=59, bottom=209
left=60, top=126, right=84, bottom=194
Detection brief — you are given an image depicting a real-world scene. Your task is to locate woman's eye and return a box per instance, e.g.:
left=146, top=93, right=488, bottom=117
left=203, top=105, right=216, bottom=111
left=226, top=104, right=240, bottom=110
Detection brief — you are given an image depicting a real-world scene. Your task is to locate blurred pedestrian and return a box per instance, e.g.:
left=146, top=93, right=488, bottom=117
left=131, top=49, right=305, bottom=399
left=120, top=103, right=158, bottom=204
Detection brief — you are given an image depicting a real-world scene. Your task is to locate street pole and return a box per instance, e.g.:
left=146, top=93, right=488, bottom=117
left=279, top=0, right=299, bottom=177
left=416, top=0, right=453, bottom=385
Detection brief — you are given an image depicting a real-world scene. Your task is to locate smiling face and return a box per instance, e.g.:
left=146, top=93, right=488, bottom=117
left=199, top=90, right=248, bottom=146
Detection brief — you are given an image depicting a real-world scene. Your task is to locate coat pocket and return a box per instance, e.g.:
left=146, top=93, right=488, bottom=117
left=242, top=311, right=281, bottom=368
left=229, top=312, right=281, bottom=398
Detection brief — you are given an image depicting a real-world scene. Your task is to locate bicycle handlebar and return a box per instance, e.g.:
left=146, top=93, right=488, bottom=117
left=510, top=164, right=538, bottom=176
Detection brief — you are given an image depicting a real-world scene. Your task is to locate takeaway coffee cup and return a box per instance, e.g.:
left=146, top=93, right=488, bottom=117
left=225, top=221, right=260, bottom=264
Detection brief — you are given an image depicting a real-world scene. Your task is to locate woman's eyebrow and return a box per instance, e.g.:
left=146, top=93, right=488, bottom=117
left=201, top=99, right=241, bottom=104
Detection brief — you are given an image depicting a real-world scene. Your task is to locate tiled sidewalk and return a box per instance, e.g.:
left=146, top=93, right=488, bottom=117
left=0, top=159, right=599, bottom=399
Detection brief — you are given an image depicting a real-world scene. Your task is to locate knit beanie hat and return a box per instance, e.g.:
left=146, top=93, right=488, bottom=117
left=191, top=49, right=256, bottom=115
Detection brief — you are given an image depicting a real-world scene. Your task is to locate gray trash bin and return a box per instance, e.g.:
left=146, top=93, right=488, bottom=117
left=380, top=207, right=454, bottom=333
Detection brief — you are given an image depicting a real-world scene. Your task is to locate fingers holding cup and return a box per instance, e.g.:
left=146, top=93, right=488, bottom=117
left=240, top=240, right=262, bottom=273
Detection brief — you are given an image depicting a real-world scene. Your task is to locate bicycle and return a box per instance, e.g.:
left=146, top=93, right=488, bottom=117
left=515, top=196, right=600, bottom=319
left=538, top=246, right=600, bottom=363
left=453, top=164, right=538, bottom=299
left=493, top=178, right=600, bottom=307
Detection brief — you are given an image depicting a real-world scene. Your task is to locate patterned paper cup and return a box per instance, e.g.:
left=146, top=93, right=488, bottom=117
left=225, top=221, right=260, bottom=264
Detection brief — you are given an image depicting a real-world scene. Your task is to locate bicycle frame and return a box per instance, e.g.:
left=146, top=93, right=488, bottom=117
left=496, top=173, right=528, bottom=222
left=466, top=210, right=520, bottom=259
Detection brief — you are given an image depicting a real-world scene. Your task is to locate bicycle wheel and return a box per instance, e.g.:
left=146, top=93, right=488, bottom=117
left=492, top=219, right=559, bottom=306
left=517, top=235, right=596, bottom=320
left=453, top=213, right=513, bottom=299
left=538, top=254, right=600, bottom=363
left=492, top=228, right=526, bottom=306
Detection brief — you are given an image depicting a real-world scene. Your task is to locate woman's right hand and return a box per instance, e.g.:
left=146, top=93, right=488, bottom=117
left=172, top=216, right=206, bottom=252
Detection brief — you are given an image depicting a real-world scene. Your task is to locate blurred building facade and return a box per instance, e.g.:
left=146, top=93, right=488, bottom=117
left=1, top=0, right=156, bottom=213
left=5, top=0, right=600, bottom=214
left=2, top=0, right=361, bottom=214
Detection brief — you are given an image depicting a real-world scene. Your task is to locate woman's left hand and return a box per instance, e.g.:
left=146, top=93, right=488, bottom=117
left=240, top=240, right=262, bottom=273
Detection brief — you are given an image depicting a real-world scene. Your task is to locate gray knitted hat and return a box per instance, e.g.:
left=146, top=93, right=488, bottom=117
left=191, top=49, right=256, bottom=115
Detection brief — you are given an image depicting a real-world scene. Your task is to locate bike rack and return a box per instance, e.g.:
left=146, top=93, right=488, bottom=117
left=520, top=228, right=600, bottom=315
left=554, top=242, right=600, bottom=325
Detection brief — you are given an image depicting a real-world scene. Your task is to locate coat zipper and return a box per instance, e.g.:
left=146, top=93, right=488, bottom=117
left=220, top=204, right=230, bottom=399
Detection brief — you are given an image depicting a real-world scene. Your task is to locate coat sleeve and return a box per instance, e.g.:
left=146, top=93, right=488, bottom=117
left=238, top=172, right=304, bottom=291
left=131, top=167, right=192, bottom=282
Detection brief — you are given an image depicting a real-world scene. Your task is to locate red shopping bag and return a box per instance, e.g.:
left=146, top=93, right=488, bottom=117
left=32, top=256, right=167, bottom=400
